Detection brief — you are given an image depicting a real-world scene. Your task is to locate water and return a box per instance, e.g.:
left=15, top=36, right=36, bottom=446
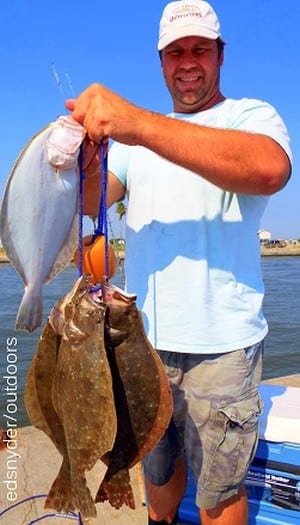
left=260, top=256, right=300, bottom=378
left=0, top=257, right=299, bottom=428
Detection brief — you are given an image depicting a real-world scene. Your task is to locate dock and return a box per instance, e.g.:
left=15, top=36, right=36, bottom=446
left=0, top=427, right=148, bottom=525
left=0, top=374, right=299, bottom=525
left=262, top=373, right=300, bottom=387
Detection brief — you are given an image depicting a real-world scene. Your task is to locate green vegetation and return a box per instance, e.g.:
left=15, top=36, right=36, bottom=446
left=116, top=201, right=127, bottom=220
left=110, top=238, right=125, bottom=251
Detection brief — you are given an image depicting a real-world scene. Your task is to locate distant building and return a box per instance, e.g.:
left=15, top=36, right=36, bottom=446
left=258, top=230, right=271, bottom=244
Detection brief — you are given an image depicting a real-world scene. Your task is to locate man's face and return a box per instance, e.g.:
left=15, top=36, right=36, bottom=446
left=161, top=36, right=223, bottom=113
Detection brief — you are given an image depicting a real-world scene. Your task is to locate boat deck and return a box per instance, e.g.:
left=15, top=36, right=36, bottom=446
left=0, top=425, right=148, bottom=525
left=0, top=374, right=299, bottom=525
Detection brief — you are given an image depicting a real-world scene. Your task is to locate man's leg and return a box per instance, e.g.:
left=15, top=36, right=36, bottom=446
left=146, top=456, right=187, bottom=524
left=200, top=485, right=248, bottom=525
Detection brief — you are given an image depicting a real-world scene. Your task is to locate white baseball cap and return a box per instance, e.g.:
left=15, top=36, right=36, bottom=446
left=158, top=0, right=223, bottom=51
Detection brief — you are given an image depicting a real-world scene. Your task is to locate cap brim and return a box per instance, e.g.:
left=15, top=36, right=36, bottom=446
left=158, top=25, right=220, bottom=51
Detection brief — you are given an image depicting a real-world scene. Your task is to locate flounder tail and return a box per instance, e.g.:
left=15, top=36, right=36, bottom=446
left=45, top=459, right=75, bottom=514
left=72, top=471, right=97, bottom=518
left=15, top=284, right=43, bottom=332
left=95, top=468, right=135, bottom=510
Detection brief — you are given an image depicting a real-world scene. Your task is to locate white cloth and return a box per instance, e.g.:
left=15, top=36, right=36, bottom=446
left=108, top=98, right=292, bottom=353
left=47, top=116, right=86, bottom=169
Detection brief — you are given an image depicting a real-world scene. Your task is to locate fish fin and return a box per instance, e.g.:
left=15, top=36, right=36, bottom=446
left=0, top=206, right=27, bottom=284
left=45, top=211, right=79, bottom=283
left=15, top=285, right=43, bottom=332
left=72, top=472, right=97, bottom=518
left=45, top=459, right=75, bottom=514
left=95, top=468, right=135, bottom=510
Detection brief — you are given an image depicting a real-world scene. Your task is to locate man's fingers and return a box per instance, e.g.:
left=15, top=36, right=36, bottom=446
left=82, top=139, right=100, bottom=172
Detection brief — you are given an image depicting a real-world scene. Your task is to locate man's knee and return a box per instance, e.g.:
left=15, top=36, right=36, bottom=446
left=200, top=485, right=248, bottom=524
left=148, top=511, right=178, bottom=524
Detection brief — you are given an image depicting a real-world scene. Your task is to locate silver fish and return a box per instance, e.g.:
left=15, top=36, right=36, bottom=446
left=0, top=117, right=85, bottom=332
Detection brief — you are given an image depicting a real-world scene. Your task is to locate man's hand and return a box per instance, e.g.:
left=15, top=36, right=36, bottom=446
left=65, top=83, right=143, bottom=145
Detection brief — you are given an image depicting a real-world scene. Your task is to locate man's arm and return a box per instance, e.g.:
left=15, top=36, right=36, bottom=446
left=137, top=113, right=291, bottom=195
left=67, top=84, right=291, bottom=197
left=79, top=137, right=125, bottom=216
left=82, top=169, right=125, bottom=217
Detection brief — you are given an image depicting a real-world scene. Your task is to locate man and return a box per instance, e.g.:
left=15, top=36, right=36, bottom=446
left=66, top=1, right=292, bottom=524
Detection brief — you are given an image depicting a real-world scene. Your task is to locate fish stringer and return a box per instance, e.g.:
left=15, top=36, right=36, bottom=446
left=77, top=141, right=112, bottom=288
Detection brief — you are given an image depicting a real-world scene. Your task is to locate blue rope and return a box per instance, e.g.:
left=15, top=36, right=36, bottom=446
left=77, top=140, right=109, bottom=282
left=28, top=512, right=79, bottom=524
left=89, top=140, right=109, bottom=278
left=100, top=141, right=109, bottom=279
left=78, top=145, right=85, bottom=277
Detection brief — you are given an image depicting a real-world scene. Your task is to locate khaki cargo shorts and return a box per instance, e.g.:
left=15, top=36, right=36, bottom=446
left=142, top=341, right=264, bottom=509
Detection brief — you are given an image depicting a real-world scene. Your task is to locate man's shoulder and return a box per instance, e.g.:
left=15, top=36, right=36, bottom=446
left=217, top=97, right=276, bottom=116
left=225, top=96, right=275, bottom=109
left=211, top=97, right=285, bottom=131
left=169, top=97, right=274, bottom=123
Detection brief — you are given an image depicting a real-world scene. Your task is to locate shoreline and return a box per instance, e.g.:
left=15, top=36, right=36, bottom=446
left=0, top=249, right=126, bottom=264
left=2, top=247, right=300, bottom=263
left=261, top=244, right=300, bottom=257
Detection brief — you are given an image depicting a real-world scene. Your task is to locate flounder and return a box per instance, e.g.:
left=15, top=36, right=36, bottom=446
left=25, top=275, right=117, bottom=518
left=24, top=320, right=75, bottom=512
left=0, top=116, right=86, bottom=332
left=96, top=283, right=173, bottom=509
left=25, top=277, right=173, bottom=516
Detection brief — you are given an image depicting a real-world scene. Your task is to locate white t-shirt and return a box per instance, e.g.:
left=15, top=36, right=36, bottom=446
left=108, top=98, right=292, bottom=354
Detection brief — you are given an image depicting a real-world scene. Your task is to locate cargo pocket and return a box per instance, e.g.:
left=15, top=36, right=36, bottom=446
left=204, top=392, right=263, bottom=492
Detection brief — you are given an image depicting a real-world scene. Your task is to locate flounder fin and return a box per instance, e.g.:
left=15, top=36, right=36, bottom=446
left=46, top=460, right=97, bottom=518
left=45, top=212, right=79, bottom=283
left=72, top=473, right=97, bottom=518
left=15, top=285, right=43, bottom=332
left=45, top=459, right=75, bottom=515
left=95, top=468, right=135, bottom=510
left=0, top=123, right=53, bottom=193
left=0, top=200, right=27, bottom=284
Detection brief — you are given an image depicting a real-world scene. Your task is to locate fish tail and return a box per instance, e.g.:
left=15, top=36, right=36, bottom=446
left=95, top=468, right=135, bottom=510
left=45, top=460, right=75, bottom=514
left=46, top=461, right=96, bottom=518
left=72, top=473, right=97, bottom=518
left=15, top=285, right=43, bottom=332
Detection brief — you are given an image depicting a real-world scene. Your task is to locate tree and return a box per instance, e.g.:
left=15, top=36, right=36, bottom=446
left=116, top=201, right=127, bottom=221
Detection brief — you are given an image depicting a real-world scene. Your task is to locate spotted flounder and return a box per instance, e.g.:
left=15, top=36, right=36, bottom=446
left=25, top=275, right=117, bottom=518
left=24, top=321, right=74, bottom=510
left=0, top=116, right=86, bottom=332
left=96, top=283, right=173, bottom=509
left=25, top=276, right=173, bottom=516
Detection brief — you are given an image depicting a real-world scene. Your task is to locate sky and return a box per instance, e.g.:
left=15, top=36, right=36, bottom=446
left=0, top=0, right=299, bottom=240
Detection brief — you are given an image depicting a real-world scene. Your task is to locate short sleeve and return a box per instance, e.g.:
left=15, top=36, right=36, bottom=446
left=227, top=99, right=292, bottom=165
left=108, top=141, right=132, bottom=187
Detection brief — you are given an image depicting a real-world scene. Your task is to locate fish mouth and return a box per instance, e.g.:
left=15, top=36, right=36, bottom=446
left=101, top=283, right=137, bottom=306
left=49, top=276, right=137, bottom=336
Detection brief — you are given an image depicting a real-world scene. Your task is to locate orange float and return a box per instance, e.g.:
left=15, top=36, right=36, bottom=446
left=73, top=234, right=117, bottom=283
